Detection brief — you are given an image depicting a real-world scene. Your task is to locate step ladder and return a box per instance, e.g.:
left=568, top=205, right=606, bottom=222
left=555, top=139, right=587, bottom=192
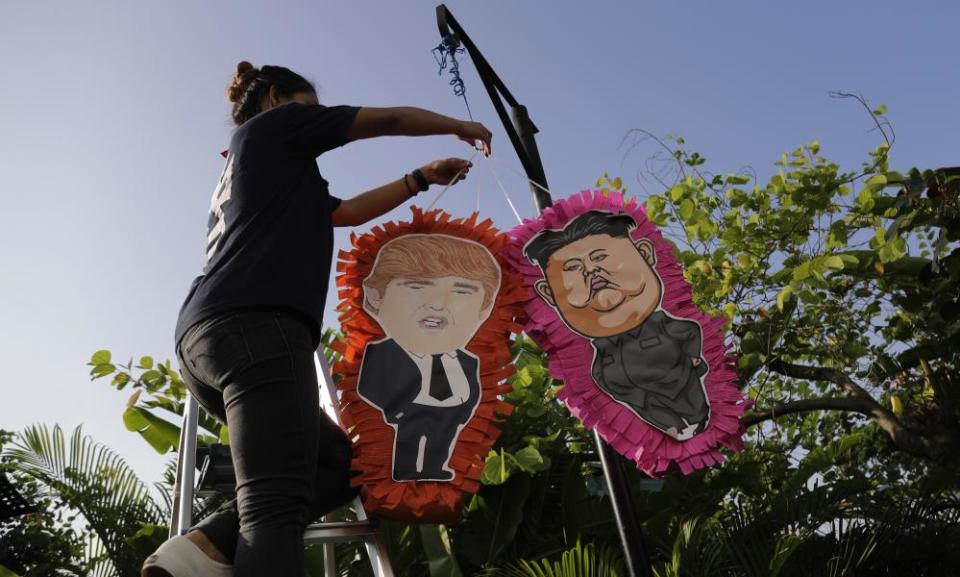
left=168, top=346, right=395, bottom=577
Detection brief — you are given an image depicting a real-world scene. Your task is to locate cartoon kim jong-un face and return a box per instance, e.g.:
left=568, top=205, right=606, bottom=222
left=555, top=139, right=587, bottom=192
left=362, top=234, right=502, bottom=355
left=525, top=211, right=662, bottom=338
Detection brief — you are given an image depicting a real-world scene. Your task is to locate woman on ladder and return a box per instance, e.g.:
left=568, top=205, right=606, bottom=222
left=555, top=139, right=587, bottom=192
left=142, top=61, right=491, bottom=577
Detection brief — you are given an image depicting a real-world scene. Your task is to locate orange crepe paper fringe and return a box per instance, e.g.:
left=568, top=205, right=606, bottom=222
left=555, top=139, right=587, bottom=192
left=332, top=206, right=526, bottom=523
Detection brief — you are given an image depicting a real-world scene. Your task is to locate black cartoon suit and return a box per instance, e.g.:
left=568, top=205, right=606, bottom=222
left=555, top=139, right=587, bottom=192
left=591, top=310, right=709, bottom=436
left=357, top=338, right=482, bottom=481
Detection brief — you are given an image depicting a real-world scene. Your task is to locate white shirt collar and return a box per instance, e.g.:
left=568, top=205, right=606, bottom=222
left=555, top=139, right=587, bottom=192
left=406, top=349, right=458, bottom=360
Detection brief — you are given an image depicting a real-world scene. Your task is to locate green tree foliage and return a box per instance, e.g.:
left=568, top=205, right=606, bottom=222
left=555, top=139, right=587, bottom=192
left=616, top=98, right=959, bottom=575
left=87, top=351, right=225, bottom=454
left=634, top=101, right=960, bottom=475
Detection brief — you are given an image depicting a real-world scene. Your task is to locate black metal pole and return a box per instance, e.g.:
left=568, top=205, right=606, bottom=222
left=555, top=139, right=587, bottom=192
left=434, top=6, right=653, bottom=576
left=510, top=104, right=552, bottom=210
left=594, top=431, right=653, bottom=576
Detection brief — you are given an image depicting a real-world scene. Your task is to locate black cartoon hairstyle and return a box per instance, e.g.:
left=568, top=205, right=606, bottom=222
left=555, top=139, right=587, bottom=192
left=523, top=210, right=637, bottom=269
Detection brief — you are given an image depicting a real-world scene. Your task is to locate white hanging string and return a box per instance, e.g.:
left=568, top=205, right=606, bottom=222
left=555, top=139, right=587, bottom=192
left=424, top=148, right=481, bottom=211
left=484, top=154, right=555, bottom=202
left=478, top=153, right=524, bottom=224
left=475, top=177, right=481, bottom=213
left=422, top=147, right=544, bottom=227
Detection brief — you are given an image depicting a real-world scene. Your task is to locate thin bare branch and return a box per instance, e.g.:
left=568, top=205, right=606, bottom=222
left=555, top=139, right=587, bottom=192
left=765, top=359, right=941, bottom=463
left=828, top=91, right=895, bottom=149
left=742, top=396, right=872, bottom=427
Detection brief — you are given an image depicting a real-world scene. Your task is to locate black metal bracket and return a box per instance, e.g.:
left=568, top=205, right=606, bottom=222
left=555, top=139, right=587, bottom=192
left=435, top=4, right=552, bottom=210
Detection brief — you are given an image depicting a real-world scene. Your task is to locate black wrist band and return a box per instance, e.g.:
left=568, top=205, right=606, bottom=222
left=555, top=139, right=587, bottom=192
left=403, top=174, right=418, bottom=197
left=411, top=168, right=430, bottom=192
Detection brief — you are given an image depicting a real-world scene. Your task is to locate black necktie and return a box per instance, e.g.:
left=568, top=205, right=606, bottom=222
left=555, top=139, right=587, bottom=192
left=430, top=354, right=453, bottom=401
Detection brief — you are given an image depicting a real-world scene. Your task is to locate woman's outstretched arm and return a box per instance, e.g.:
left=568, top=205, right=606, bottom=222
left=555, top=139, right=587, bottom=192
left=346, top=107, right=492, bottom=156
left=331, top=157, right=473, bottom=227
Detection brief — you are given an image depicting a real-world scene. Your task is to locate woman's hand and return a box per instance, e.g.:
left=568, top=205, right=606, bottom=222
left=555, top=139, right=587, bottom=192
left=421, top=158, right=473, bottom=186
left=454, top=121, right=492, bottom=156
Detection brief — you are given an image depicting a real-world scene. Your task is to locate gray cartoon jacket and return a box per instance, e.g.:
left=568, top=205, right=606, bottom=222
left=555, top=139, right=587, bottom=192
left=590, top=310, right=709, bottom=432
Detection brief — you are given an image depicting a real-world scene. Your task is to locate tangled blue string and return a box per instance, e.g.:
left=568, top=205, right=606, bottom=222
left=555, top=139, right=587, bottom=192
left=432, top=34, right=473, bottom=120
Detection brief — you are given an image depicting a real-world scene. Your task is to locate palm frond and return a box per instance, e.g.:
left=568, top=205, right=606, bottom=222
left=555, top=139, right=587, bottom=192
left=652, top=517, right=726, bottom=577
left=3, top=424, right=165, bottom=577
left=480, top=540, right=625, bottom=577
left=84, top=533, right=116, bottom=577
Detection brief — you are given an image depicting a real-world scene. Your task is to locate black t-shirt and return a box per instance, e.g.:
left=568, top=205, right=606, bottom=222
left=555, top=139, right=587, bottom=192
left=174, top=102, right=361, bottom=350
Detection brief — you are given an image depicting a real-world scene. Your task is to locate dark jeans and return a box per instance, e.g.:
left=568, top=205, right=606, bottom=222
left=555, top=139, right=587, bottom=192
left=175, top=308, right=358, bottom=577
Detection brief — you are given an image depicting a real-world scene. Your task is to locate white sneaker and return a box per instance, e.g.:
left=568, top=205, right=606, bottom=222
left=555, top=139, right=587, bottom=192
left=141, top=534, right=232, bottom=577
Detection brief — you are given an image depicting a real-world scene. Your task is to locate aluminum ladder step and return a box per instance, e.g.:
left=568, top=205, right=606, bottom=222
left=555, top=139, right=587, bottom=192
left=304, top=519, right=380, bottom=544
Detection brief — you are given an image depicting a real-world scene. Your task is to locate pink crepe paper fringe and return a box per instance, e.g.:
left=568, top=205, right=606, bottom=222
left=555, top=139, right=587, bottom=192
left=503, top=190, right=748, bottom=477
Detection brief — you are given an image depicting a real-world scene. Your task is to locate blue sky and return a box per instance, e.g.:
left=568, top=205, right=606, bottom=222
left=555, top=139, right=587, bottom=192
left=2, top=0, right=958, bottom=489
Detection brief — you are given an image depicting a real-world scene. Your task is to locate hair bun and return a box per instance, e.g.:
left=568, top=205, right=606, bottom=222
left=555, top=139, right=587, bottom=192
left=226, top=61, right=259, bottom=103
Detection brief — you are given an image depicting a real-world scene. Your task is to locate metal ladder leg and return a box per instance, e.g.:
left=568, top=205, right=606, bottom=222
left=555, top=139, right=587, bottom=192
left=314, top=349, right=395, bottom=577
left=170, top=393, right=200, bottom=538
